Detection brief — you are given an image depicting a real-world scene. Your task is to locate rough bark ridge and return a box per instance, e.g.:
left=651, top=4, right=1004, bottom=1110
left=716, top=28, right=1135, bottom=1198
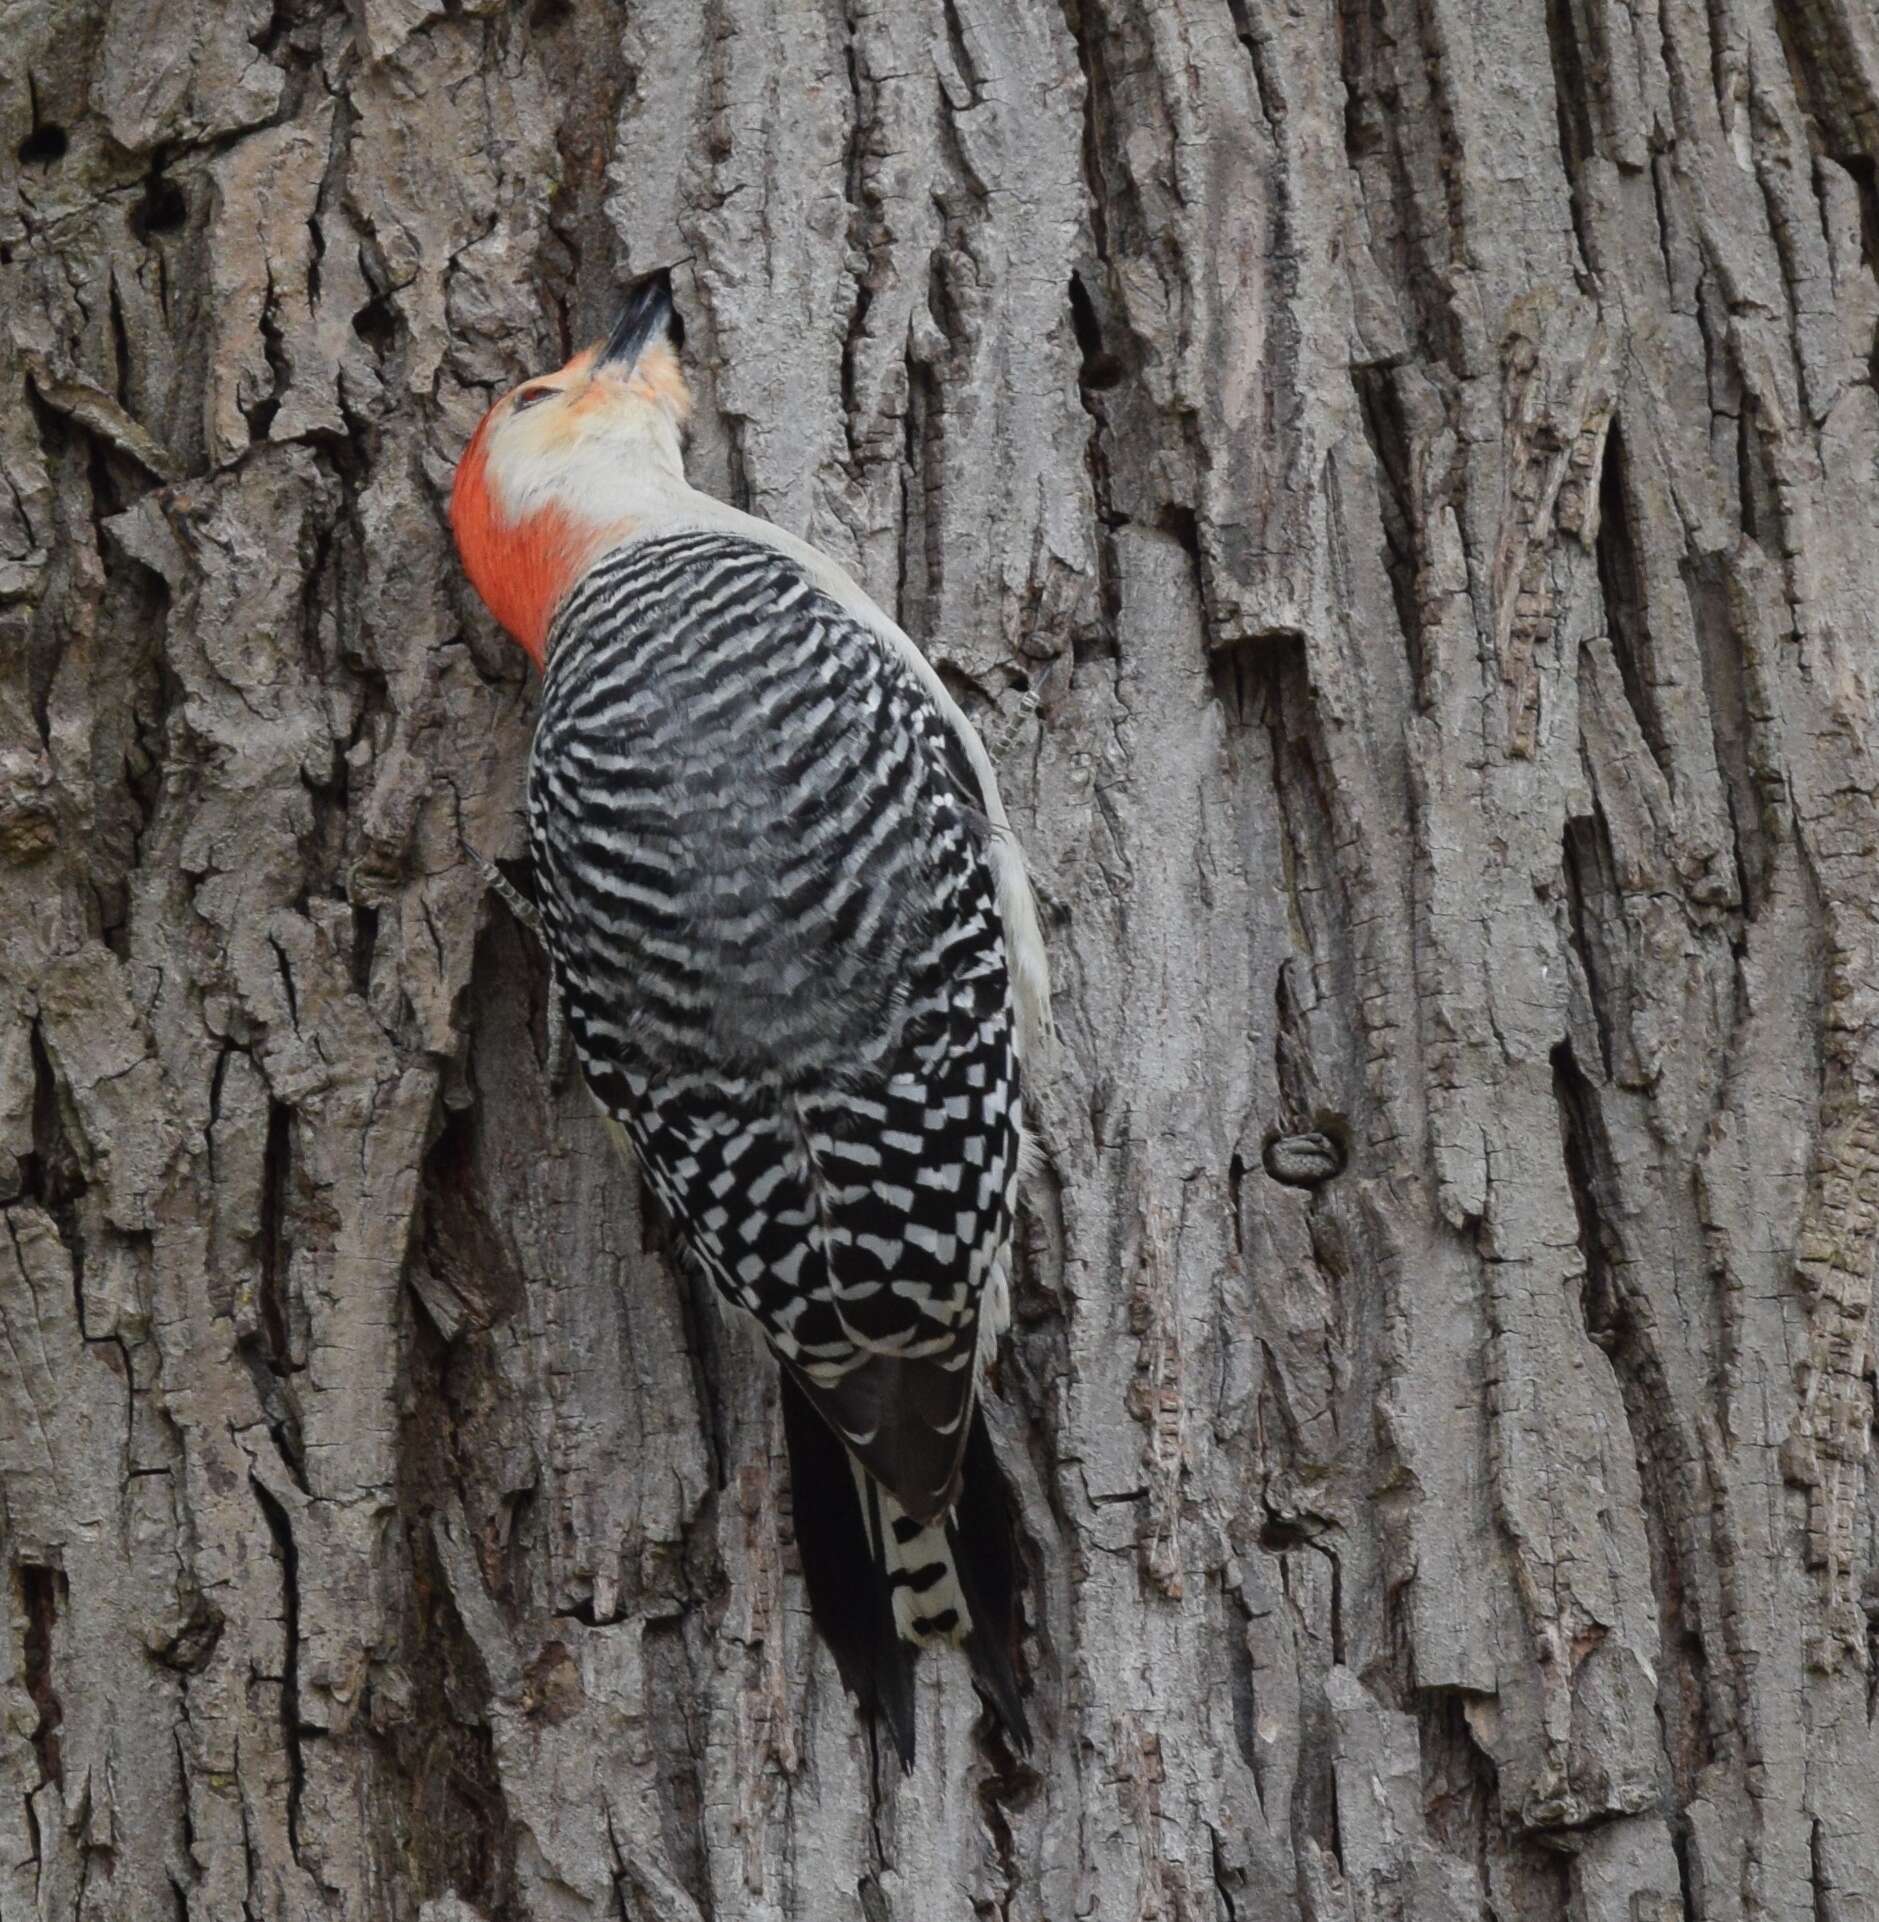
left=3, top=0, right=1878, bottom=1915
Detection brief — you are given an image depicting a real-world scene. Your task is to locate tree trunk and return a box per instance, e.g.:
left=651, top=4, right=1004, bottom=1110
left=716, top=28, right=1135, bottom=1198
left=5, top=0, right=1879, bottom=1915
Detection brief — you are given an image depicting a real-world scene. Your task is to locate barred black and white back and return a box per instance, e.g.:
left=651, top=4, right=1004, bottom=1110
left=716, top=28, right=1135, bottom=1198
left=526, top=528, right=1035, bottom=1757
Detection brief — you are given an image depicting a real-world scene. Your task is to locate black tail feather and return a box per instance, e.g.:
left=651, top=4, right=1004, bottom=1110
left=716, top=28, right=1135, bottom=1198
left=948, top=1407, right=1031, bottom=1752
left=778, top=1367, right=917, bottom=1766
left=780, top=1373, right=1030, bottom=1764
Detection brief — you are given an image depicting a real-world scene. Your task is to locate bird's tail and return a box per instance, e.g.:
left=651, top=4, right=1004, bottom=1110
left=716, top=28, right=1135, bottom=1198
left=778, top=1367, right=1028, bottom=1767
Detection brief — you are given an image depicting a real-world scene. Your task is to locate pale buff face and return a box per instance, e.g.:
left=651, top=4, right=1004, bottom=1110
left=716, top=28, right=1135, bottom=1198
left=451, top=332, right=693, bottom=660
left=476, top=336, right=693, bottom=527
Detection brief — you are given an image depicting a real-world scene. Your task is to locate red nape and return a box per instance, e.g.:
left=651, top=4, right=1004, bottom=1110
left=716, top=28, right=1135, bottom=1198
left=450, top=420, right=588, bottom=667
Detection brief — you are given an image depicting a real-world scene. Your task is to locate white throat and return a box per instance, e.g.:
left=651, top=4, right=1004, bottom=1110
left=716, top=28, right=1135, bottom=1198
left=487, top=412, right=688, bottom=528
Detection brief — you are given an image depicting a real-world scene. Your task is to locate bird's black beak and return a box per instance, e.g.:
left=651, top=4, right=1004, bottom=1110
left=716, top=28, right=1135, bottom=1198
left=599, top=267, right=684, bottom=370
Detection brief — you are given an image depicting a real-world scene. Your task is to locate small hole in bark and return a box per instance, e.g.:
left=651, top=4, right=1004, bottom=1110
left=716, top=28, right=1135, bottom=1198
left=351, top=903, right=379, bottom=997
left=130, top=171, right=188, bottom=240
left=1208, top=630, right=1292, bottom=729
left=353, top=291, right=398, bottom=356
left=1068, top=271, right=1126, bottom=389
left=1070, top=624, right=1120, bottom=666
left=1261, top=1123, right=1347, bottom=1189
left=1839, top=154, right=1879, bottom=278
left=1158, top=503, right=1201, bottom=558
left=1258, top=1516, right=1314, bottom=1552
left=18, top=123, right=68, bottom=165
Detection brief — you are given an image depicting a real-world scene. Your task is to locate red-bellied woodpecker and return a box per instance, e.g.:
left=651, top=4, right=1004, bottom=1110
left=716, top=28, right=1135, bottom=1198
left=450, top=270, right=1050, bottom=1762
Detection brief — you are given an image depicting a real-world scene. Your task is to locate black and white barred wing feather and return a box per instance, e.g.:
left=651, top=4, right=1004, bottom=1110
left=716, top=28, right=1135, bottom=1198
left=526, top=530, right=1030, bottom=1757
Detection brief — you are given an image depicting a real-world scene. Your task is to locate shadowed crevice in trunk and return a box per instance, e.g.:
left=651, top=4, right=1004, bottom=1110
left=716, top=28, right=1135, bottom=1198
left=18, top=1563, right=66, bottom=1796
left=249, top=1474, right=306, bottom=1863
left=1552, top=1039, right=1719, bottom=1804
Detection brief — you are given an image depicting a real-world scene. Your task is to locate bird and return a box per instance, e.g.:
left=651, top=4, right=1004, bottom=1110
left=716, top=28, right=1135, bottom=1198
left=449, top=268, right=1051, bottom=1764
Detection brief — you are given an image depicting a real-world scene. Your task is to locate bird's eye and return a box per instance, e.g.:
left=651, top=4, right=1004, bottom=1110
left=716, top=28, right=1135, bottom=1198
left=512, top=385, right=555, bottom=412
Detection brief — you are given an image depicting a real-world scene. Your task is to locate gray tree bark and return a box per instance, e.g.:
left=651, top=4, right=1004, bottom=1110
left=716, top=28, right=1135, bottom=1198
left=4, top=0, right=1879, bottom=1915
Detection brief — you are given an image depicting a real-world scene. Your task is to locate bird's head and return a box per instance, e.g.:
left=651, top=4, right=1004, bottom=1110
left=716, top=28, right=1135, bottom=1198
left=451, top=269, right=692, bottom=665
